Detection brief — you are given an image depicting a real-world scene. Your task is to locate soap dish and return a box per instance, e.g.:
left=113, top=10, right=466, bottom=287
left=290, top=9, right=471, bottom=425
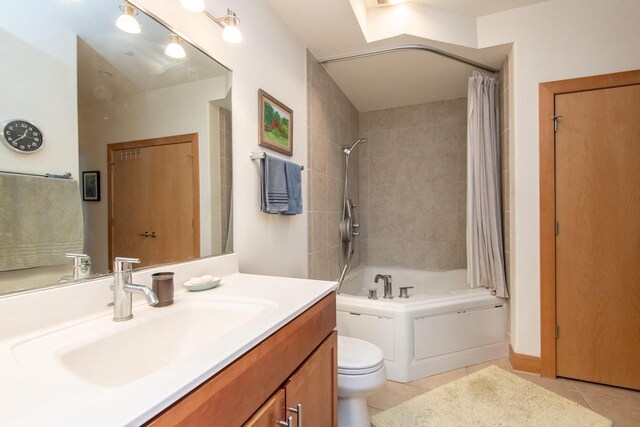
left=183, top=277, right=222, bottom=292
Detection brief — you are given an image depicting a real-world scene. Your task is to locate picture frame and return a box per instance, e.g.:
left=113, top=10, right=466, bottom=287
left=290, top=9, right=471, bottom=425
left=258, top=89, right=294, bottom=156
left=82, top=171, right=100, bottom=201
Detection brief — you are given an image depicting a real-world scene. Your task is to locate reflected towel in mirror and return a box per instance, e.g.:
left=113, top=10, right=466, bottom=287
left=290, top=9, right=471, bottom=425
left=0, top=174, right=84, bottom=271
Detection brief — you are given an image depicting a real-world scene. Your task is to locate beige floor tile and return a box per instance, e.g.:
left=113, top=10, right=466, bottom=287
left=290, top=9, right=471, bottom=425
left=409, top=367, right=468, bottom=391
left=578, top=388, right=640, bottom=427
left=367, top=380, right=422, bottom=410
left=368, top=406, right=382, bottom=416
left=572, top=379, right=639, bottom=399
left=465, top=357, right=513, bottom=373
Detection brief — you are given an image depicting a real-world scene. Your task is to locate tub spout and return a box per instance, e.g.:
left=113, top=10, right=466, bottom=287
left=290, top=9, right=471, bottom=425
left=375, top=274, right=393, bottom=299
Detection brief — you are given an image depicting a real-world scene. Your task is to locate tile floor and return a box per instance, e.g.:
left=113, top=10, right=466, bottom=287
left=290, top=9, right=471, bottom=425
left=367, top=358, right=640, bottom=426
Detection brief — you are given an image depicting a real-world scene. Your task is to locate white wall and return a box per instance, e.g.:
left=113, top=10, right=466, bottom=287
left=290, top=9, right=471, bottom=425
left=132, top=0, right=309, bottom=278
left=0, top=12, right=78, bottom=177
left=477, top=0, right=640, bottom=356
left=79, top=76, right=229, bottom=273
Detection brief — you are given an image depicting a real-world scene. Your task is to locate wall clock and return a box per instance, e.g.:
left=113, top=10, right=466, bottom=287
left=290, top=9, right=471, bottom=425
left=1, top=119, right=44, bottom=153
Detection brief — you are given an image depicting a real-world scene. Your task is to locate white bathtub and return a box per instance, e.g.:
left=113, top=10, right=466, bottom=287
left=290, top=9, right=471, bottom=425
left=336, top=266, right=506, bottom=383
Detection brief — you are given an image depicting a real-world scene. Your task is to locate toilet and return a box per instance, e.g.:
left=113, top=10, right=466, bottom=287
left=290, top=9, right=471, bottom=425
left=337, top=335, right=386, bottom=427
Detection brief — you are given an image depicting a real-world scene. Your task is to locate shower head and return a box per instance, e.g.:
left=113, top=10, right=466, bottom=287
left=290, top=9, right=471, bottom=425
left=344, top=137, right=368, bottom=155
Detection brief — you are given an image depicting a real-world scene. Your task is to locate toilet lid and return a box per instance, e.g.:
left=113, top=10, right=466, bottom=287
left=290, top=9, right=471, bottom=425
left=337, top=335, right=384, bottom=375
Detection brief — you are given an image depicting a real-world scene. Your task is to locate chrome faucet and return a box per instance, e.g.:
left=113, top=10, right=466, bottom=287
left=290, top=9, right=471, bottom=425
left=374, top=274, right=393, bottom=299
left=111, top=257, right=158, bottom=322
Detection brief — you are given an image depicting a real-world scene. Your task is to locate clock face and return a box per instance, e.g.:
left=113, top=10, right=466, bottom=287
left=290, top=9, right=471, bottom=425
left=1, top=119, right=44, bottom=153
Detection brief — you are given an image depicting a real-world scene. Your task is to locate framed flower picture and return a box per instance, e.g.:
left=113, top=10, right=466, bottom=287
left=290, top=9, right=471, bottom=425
left=259, top=89, right=293, bottom=156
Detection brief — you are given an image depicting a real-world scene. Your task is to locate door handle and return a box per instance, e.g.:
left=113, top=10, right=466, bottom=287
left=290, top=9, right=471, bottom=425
left=150, top=231, right=157, bottom=238
left=287, top=403, right=302, bottom=427
left=137, top=232, right=150, bottom=237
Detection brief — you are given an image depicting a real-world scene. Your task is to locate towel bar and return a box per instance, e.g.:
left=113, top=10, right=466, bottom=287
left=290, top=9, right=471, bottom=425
left=250, top=152, right=303, bottom=170
left=0, top=170, right=72, bottom=179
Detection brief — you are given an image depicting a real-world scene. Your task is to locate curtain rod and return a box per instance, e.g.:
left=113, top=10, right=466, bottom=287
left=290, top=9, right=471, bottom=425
left=318, top=44, right=499, bottom=74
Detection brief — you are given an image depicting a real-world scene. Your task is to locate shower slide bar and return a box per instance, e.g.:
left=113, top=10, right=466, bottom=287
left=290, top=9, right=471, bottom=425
left=318, top=43, right=499, bottom=74
left=249, top=152, right=304, bottom=170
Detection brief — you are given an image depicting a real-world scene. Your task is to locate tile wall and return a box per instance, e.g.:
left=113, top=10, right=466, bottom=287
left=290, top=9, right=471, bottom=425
left=306, top=51, right=360, bottom=280
left=358, top=98, right=468, bottom=270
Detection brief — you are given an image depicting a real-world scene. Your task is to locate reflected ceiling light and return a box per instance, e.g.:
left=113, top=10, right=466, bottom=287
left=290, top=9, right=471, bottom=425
left=180, top=0, right=206, bottom=13
left=165, top=34, right=187, bottom=59
left=116, top=4, right=141, bottom=34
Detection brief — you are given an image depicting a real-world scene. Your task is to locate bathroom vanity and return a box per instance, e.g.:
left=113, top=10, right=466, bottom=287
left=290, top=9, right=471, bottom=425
left=0, top=254, right=337, bottom=426
left=149, top=295, right=336, bottom=426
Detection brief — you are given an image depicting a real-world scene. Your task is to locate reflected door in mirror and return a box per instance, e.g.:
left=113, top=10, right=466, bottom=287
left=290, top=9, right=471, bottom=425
left=108, top=134, right=200, bottom=269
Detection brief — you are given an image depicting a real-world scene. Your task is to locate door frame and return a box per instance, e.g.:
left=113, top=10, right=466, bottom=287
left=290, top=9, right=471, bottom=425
left=539, top=69, right=640, bottom=378
left=107, top=133, right=200, bottom=269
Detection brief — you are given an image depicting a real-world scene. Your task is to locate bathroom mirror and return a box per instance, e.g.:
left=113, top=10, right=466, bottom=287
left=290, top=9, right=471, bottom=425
left=0, top=0, right=233, bottom=296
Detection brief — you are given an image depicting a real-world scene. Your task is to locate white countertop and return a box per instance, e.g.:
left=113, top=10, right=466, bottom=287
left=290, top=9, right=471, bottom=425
left=0, top=261, right=336, bottom=426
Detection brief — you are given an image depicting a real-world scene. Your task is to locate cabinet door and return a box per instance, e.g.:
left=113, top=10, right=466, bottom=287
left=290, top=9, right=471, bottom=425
left=244, top=389, right=286, bottom=427
left=284, top=331, right=337, bottom=427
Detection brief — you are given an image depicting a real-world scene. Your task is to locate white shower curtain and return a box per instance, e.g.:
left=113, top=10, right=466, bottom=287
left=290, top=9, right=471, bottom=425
left=466, top=71, right=509, bottom=298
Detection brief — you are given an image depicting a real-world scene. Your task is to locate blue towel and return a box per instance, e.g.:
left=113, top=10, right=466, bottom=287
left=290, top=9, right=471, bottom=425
left=283, top=161, right=302, bottom=215
left=259, top=154, right=303, bottom=215
left=261, top=155, right=289, bottom=213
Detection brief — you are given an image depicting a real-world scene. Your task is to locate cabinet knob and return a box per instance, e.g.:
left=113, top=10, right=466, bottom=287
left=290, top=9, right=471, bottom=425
left=287, top=403, right=302, bottom=427
left=276, top=415, right=293, bottom=427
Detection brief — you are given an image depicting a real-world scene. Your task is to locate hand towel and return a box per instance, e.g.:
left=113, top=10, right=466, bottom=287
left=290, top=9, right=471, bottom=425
left=260, top=155, right=289, bottom=213
left=0, top=174, right=84, bottom=271
left=283, top=160, right=302, bottom=215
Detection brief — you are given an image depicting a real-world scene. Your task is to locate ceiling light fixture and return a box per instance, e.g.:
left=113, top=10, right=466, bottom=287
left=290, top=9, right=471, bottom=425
left=218, top=9, right=242, bottom=43
left=164, top=34, right=187, bottom=59
left=178, top=1, right=243, bottom=44
left=180, top=0, right=206, bottom=13
left=116, top=4, right=141, bottom=34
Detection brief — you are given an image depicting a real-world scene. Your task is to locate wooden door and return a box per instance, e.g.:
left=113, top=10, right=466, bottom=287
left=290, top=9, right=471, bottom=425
left=284, top=331, right=338, bottom=427
left=243, top=389, right=287, bottom=427
left=555, top=84, right=640, bottom=390
left=108, top=134, right=200, bottom=269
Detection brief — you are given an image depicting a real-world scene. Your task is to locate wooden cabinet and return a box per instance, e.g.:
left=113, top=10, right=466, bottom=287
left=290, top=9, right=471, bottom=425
left=284, top=333, right=337, bottom=426
left=244, top=390, right=286, bottom=427
left=244, top=332, right=337, bottom=427
left=147, top=293, right=336, bottom=427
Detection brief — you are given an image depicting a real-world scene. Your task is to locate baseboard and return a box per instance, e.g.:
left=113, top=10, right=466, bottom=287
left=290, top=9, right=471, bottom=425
left=509, top=345, right=541, bottom=374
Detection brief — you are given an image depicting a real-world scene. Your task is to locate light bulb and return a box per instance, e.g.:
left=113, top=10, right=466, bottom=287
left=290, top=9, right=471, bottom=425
left=116, top=4, right=141, bottom=34
left=180, top=0, right=206, bottom=13
left=222, top=24, right=242, bottom=43
left=165, top=34, right=186, bottom=59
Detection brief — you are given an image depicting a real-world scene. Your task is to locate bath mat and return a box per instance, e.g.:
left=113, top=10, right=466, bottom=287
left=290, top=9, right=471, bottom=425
left=371, top=366, right=612, bottom=427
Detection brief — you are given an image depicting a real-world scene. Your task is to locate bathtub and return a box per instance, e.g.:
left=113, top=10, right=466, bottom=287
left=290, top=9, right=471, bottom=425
left=336, top=266, right=506, bottom=383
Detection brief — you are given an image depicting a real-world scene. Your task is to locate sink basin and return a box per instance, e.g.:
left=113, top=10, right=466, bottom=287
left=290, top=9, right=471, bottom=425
left=11, top=294, right=273, bottom=388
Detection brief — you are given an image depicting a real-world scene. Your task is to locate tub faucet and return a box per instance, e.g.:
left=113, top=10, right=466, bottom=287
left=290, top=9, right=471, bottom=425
left=375, top=274, right=393, bottom=299
left=111, top=257, right=158, bottom=322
